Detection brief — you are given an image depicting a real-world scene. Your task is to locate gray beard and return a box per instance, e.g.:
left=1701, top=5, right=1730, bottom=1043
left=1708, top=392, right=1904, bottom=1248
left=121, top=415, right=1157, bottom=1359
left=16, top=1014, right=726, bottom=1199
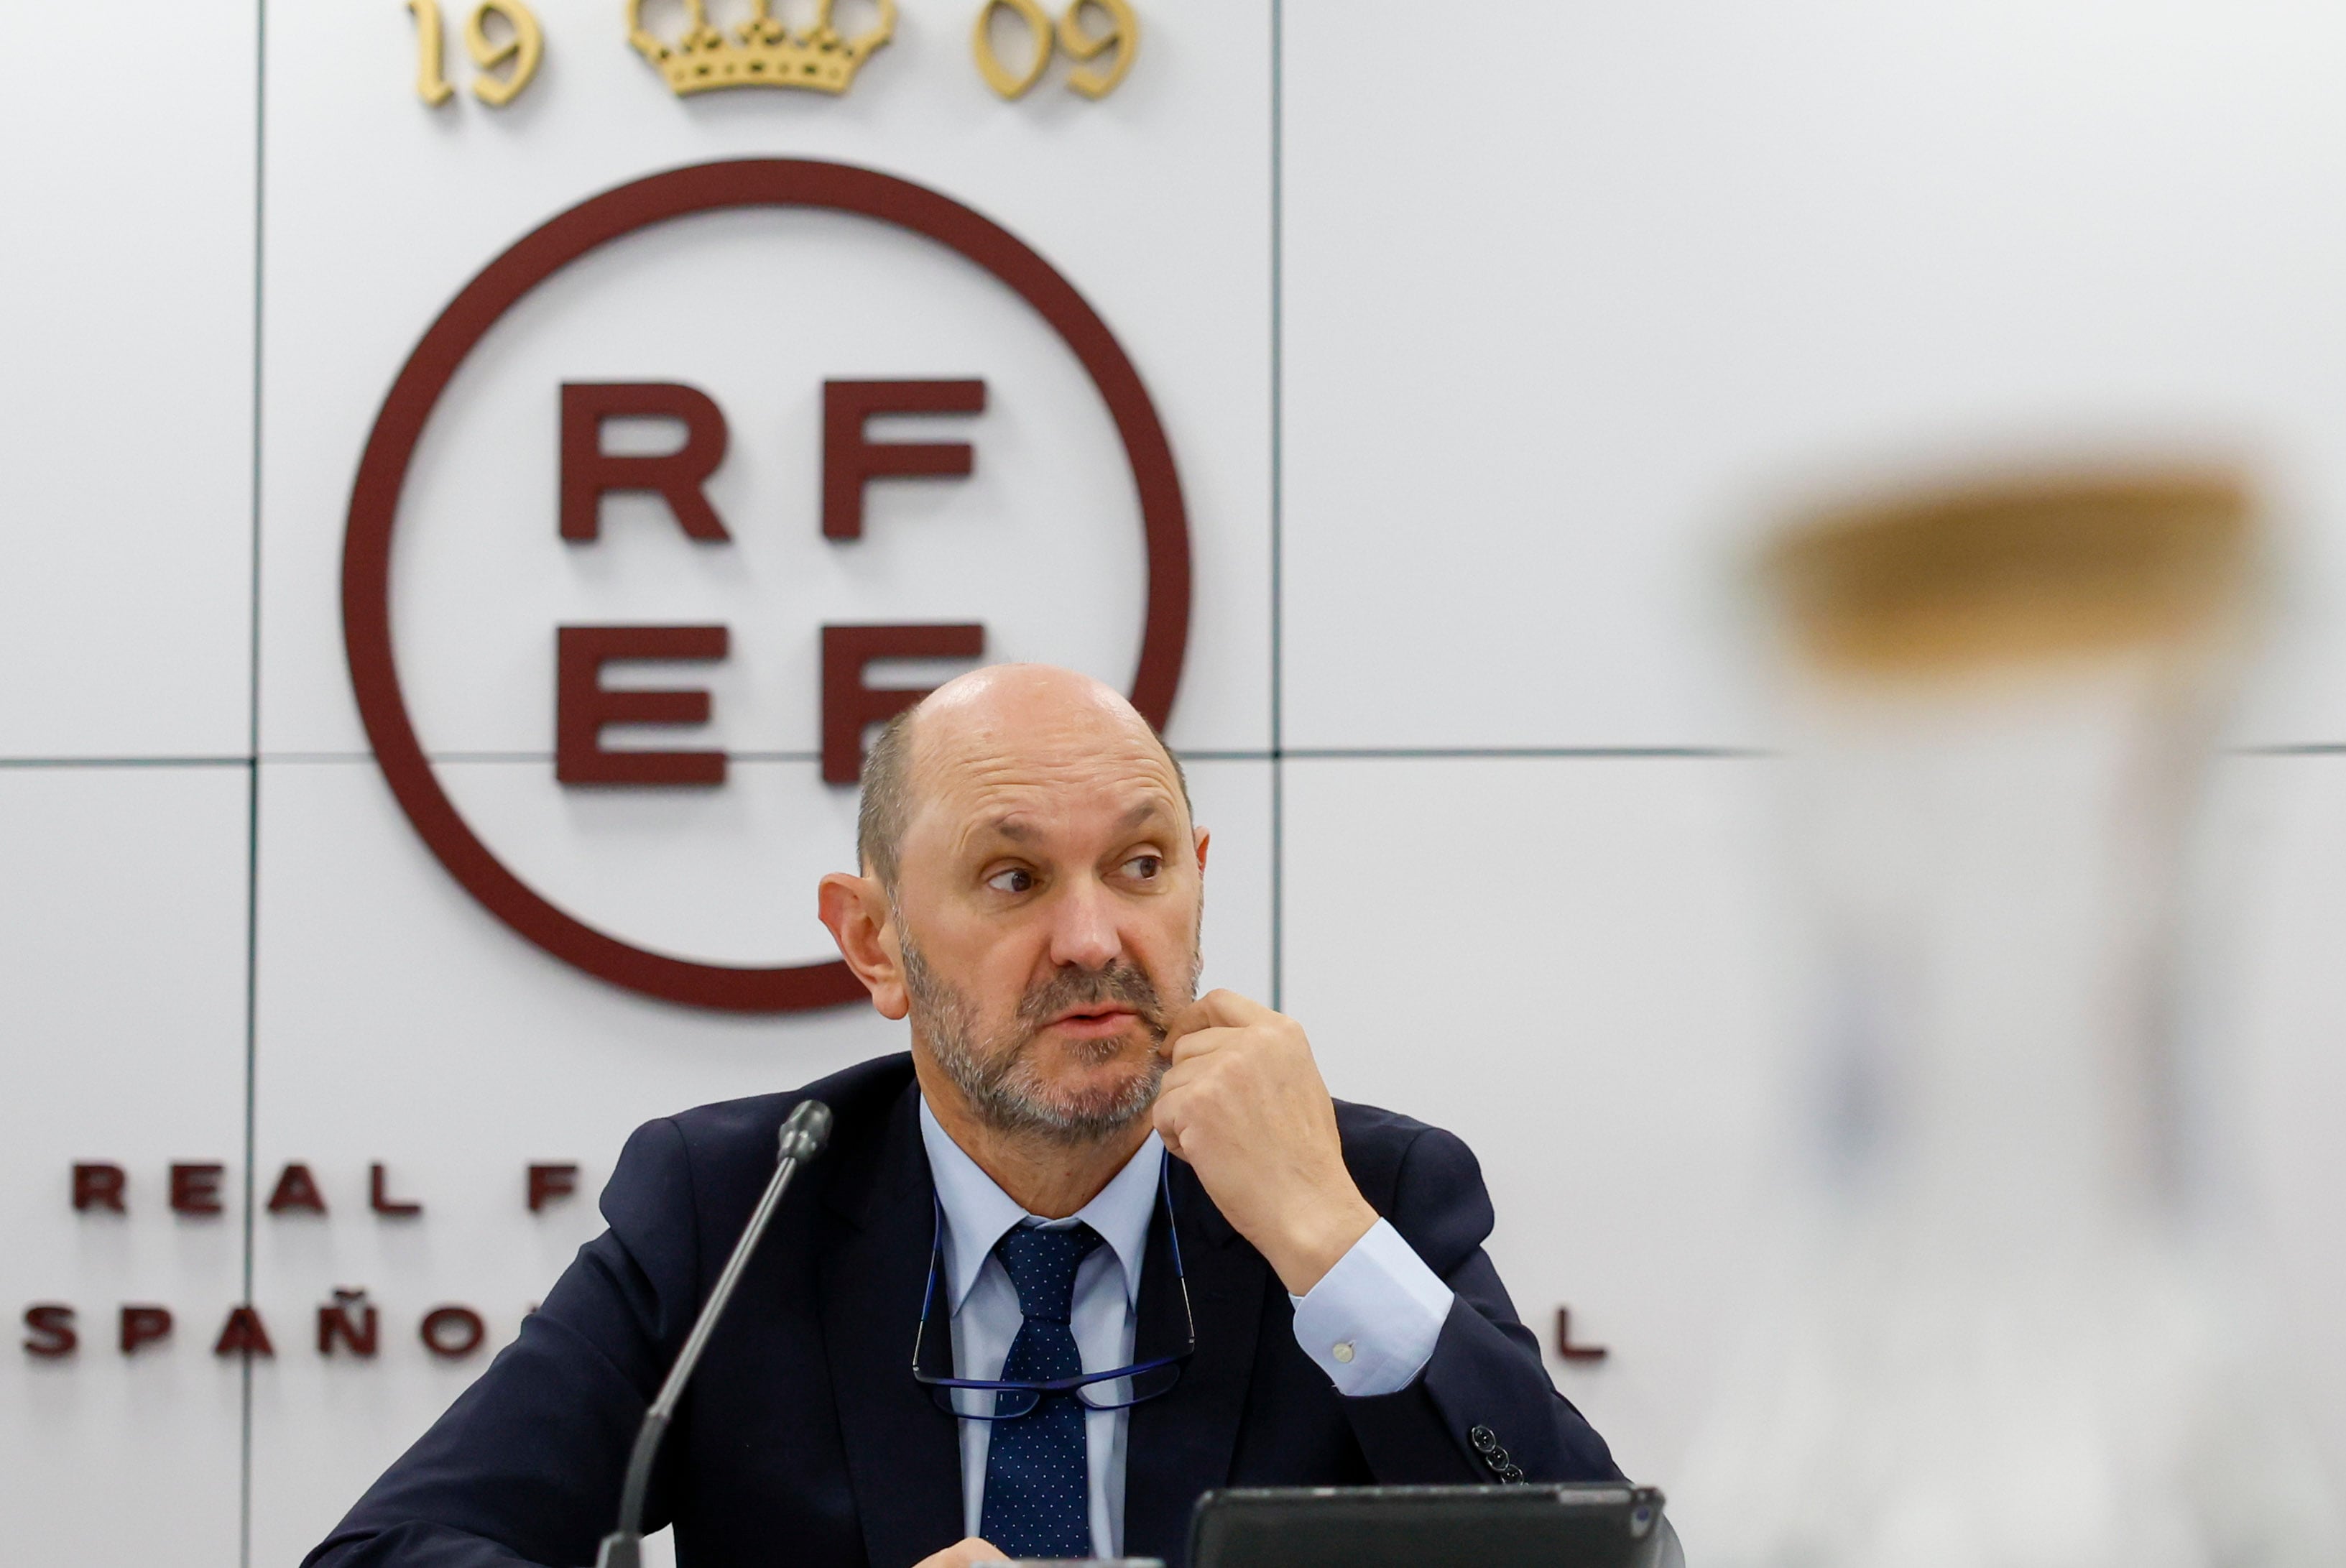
left=902, top=928, right=1196, bottom=1146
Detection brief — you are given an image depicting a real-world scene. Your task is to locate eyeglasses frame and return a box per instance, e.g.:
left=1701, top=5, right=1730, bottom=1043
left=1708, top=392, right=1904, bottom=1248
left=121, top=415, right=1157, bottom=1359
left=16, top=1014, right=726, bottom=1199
left=910, top=1151, right=1198, bottom=1419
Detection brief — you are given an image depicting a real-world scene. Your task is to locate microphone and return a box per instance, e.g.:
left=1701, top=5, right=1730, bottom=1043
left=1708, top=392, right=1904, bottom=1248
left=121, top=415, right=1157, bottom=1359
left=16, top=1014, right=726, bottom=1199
left=595, top=1099, right=833, bottom=1568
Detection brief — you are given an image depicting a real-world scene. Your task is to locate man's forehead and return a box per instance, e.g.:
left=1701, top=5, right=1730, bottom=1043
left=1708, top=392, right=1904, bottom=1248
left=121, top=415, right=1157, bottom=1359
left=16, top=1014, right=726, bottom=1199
left=925, top=739, right=1187, bottom=842
left=910, top=730, right=1175, bottom=840
left=965, top=783, right=1184, bottom=841
left=886, top=664, right=1191, bottom=861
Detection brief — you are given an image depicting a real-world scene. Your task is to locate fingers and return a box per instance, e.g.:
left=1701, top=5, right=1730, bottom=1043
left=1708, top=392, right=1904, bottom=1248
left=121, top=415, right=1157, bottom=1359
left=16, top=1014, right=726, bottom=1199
left=1150, top=1091, right=1188, bottom=1159
left=1155, top=990, right=1316, bottom=1166
left=1163, top=989, right=1271, bottom=1048
left=1158, top=997, right=1216, bottom=1056
left=1155, top=1051, right=1210, bottom=1102
left=1151, top=1048, right=1231, bottom=1156
left=1163, top=1023, right=1237, bottom=1065
left=1153, top=1046, right=1224, bottom=1156
left=1196, top=988, right=1273, bottom=1027
left=1162, top=991, right=1285, bottom=1062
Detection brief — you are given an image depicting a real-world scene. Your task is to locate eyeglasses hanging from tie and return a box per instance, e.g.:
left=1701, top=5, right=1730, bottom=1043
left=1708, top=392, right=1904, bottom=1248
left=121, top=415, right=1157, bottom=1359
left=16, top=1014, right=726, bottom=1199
left=910, top=1153, right=1198, bottom=1419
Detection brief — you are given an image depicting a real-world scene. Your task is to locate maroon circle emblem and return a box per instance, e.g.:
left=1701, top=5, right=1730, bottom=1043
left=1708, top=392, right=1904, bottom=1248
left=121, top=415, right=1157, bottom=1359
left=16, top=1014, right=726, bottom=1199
left=344, top=159, right=1191, bottom=1013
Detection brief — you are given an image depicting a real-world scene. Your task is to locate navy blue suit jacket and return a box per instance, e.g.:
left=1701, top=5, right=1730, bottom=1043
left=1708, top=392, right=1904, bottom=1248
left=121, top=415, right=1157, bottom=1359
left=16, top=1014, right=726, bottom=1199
left=306, top=1054, right=1620, bottom=1568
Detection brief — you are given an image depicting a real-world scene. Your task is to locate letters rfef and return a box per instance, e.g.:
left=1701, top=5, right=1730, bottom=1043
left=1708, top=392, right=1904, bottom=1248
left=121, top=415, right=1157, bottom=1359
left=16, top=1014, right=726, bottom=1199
left=555, top=379, right=989, bottom=788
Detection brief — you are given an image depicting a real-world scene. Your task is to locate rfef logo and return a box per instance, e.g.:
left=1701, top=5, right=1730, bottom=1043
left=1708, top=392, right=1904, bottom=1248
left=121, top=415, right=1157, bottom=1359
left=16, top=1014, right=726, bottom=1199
left=344, top=158, right=1189, bottom=1013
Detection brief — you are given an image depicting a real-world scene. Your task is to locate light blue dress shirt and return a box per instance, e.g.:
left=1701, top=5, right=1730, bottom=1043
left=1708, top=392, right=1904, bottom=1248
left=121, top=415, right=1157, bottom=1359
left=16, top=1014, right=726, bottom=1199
left=918, top=1098, right=1456, bottom=1557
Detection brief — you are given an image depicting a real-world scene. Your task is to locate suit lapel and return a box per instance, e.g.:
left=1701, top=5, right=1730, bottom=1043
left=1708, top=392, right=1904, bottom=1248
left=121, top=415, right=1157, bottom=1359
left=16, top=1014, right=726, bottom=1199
left=818, top=1084, right=966, bottom=1568
left=1122, top=1160, right=1268, bottom=1564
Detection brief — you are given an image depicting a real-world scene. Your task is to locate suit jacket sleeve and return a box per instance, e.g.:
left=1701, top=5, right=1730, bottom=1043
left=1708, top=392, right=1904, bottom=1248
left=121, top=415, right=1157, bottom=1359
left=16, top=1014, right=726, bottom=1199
left=1337, top=1125, right=1623, bottom=1486
left=302, top=1118, right=703, bottom=1568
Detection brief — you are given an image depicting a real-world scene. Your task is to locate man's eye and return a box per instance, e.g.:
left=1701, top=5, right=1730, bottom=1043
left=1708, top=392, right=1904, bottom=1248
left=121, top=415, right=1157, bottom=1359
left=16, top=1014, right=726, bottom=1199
left=1124, top=855, right=1163, bottom=881
left=987, top=868, right=1035, bottom=894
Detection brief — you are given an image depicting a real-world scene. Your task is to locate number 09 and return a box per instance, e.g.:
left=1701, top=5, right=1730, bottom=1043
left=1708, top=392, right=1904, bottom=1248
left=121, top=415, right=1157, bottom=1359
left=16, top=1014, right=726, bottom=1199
left=974, top=0, right=1139, bottom=101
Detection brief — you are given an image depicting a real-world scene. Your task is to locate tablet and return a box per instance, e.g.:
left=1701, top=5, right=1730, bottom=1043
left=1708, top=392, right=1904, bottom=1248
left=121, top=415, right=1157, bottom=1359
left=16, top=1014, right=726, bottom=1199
left=1188, top=1483, right=1673, bottom=1568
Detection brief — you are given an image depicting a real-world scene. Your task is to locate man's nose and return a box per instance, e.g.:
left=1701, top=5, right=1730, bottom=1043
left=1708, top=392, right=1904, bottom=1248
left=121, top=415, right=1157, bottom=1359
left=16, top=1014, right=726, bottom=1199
left=1045, top=876, right=1124, bottom=973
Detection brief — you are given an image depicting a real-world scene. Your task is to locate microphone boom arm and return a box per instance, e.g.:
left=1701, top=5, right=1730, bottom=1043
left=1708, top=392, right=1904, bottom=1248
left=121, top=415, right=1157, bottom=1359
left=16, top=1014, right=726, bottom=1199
left=596, top=1098, right=833, bottom=1568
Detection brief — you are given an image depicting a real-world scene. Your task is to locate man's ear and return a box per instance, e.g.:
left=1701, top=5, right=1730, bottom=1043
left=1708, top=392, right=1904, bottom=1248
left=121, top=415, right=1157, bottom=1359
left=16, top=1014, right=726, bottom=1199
left=818, top=871, right=908, bottom=1020
left=1193, top=826, right=1210, bottom=875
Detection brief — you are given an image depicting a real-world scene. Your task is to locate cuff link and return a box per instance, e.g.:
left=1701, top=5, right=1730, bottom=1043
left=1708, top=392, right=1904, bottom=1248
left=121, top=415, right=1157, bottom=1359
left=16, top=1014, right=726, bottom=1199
left=1467, top=1424, right=1527, bottom=1485
left=1331, top=1340, right=1356, bottom=1364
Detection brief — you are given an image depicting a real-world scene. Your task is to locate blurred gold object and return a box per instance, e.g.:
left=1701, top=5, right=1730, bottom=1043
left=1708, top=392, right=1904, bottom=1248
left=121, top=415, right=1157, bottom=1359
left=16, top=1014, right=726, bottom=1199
left=1763, top=470, right=2253, bottom=675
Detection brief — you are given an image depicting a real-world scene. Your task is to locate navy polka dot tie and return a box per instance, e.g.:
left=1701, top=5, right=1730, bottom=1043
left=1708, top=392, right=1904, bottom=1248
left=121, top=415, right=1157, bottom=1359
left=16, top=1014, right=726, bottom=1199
left=979, top=1221, right=1104, bottom=1560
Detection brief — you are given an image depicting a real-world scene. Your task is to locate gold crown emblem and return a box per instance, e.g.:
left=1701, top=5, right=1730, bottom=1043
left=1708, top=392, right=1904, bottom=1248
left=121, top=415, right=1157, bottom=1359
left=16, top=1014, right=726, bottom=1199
left=627, top=0, right=895, bottom=96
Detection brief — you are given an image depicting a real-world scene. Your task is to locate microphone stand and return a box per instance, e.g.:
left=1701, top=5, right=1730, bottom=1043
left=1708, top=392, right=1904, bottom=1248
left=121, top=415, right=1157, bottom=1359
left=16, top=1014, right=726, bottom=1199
left=595, top=1099, right=833, bottom=1568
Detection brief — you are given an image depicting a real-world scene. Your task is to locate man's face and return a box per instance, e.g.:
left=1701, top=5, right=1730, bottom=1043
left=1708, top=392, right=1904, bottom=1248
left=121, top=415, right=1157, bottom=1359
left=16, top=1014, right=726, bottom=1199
left=890, top=709, right=1204, bottom=1144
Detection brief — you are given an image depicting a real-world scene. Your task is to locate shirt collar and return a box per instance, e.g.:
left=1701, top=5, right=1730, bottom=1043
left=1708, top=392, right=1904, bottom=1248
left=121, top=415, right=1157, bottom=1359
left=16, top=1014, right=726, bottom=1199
left=918, top=1094, right=1162, bottom=1314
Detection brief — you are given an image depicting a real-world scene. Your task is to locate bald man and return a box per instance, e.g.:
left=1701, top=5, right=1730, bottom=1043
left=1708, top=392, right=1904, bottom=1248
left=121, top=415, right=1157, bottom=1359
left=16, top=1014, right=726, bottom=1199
left=308, top=667, right=1620, bottom=1568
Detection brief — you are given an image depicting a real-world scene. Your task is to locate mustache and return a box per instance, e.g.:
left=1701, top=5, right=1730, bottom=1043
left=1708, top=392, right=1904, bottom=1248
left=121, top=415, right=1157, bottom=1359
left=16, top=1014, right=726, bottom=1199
left=1015, top=961, right=1168, bottom=1042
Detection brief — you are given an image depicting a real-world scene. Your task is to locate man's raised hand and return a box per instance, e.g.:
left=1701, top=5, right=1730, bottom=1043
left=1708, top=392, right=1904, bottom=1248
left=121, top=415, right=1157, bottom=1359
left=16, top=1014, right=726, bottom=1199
left=1151, top=990, right=1379, bottom=1295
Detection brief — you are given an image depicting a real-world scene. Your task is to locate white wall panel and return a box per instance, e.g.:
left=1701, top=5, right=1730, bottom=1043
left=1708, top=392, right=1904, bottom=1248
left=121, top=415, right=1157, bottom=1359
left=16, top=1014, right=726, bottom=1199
left=260, top=0, right=1270, bottom=760
left=1282, top=0, right=2346, bottom=750
left=0, top=11, right=254, bottom=757
left=1278, top=756, right=1791, bottom=1484
left=0, top=767, right=251, bottom=1564
left=1181, top=757, right=1275, bottom=1007
left=246, top=750, right=1269, bottom=1561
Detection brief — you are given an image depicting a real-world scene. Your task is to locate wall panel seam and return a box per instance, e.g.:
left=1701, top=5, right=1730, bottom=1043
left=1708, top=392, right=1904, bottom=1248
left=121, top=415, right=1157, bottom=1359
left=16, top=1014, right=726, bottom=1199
left=1269, top=0, right=1286, bottom=1012
left=238, top=1, right=268, bottom=1564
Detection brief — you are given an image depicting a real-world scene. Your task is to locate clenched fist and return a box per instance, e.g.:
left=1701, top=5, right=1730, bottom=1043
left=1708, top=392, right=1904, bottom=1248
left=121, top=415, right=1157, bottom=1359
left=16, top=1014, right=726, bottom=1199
left=1151, top=990, right=1379, bottom=1295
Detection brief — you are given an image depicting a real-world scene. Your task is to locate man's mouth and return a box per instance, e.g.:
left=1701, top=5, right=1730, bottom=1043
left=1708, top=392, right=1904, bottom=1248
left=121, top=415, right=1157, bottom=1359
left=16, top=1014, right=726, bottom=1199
left=1045, top=1005, right=1141, bottom=1039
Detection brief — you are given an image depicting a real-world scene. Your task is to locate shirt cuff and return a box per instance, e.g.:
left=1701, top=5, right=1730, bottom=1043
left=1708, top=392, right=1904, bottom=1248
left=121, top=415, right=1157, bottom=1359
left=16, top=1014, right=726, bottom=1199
left=1287, top=1217, right=1454, bottom=1396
